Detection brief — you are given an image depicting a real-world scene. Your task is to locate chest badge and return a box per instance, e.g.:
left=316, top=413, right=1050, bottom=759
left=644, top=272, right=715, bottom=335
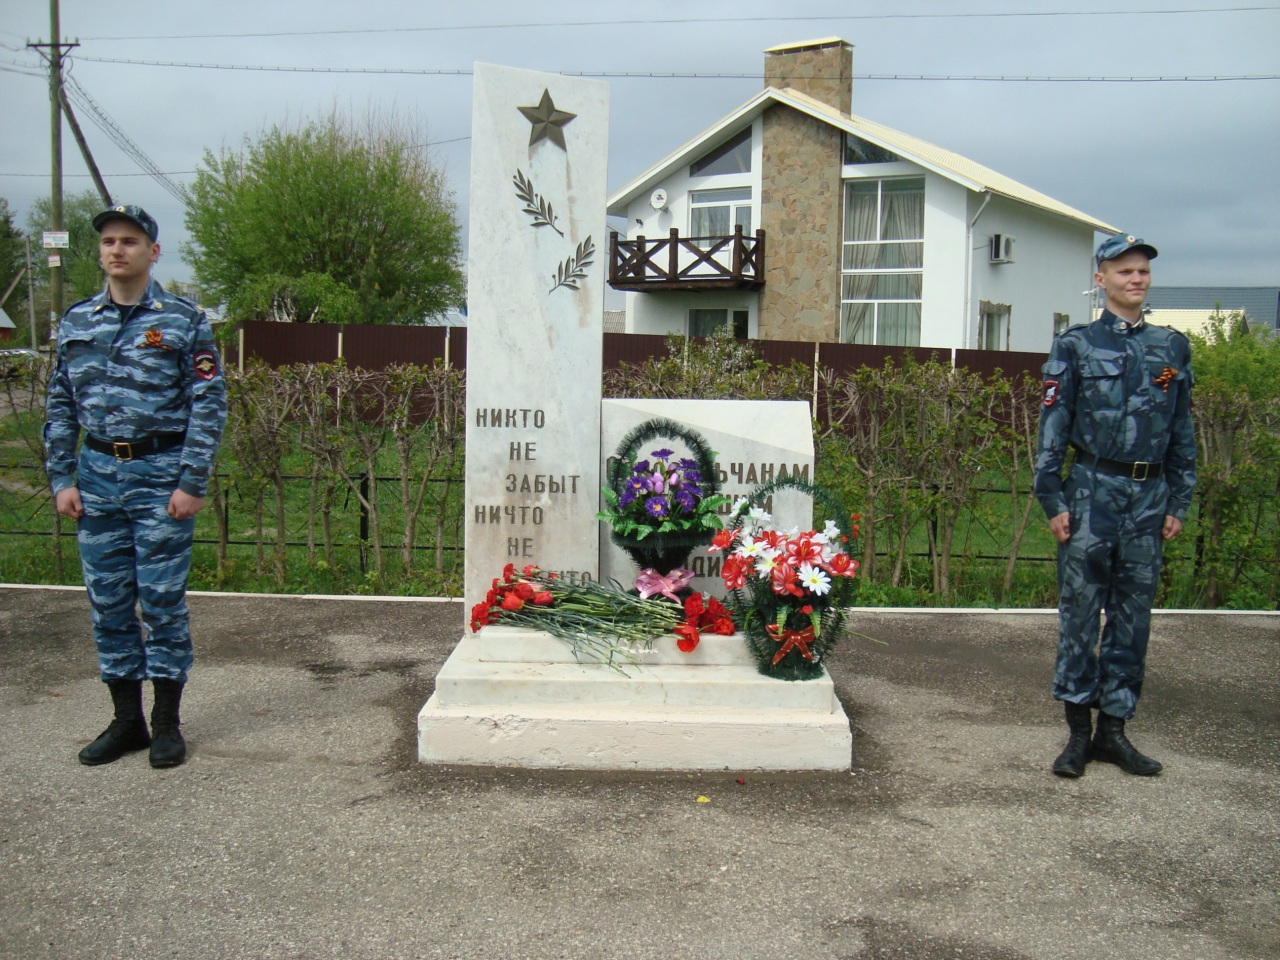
left=1152, top=365, right=1177, bottom=393
left=141, top=329, right=172, bottom=350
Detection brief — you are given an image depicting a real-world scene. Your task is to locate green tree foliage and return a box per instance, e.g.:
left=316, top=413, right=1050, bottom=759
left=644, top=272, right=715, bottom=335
left=1184, top=312, right=1280, bottom=607
left=0, top=198, right=27, bottom=319
left=183, top=109, right=464, bottom=324
left=26, top=190, right=106, bottom=305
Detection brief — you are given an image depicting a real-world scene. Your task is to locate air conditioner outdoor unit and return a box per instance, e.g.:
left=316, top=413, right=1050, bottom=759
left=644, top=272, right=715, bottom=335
left=990, top=234, right=1015, bottom=264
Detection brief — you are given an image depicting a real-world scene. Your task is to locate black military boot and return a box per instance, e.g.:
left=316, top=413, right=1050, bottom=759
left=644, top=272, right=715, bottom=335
left=1051, top=701, right=1093, bottom=777
left=1092, top=712, right=1162, bottom=776
left=149, top=679, right=187, bottom=769
left=78, top=679, right=151, bottom=765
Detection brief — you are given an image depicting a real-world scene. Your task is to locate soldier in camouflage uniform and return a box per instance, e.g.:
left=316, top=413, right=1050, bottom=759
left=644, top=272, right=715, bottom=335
left=1035, top=233, right=1196, bottom=778
left=45, top=205, right=226, bottom=769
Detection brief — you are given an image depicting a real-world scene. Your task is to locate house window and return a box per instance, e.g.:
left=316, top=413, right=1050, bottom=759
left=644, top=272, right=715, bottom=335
left=689, top=309, right=749, bottom=339
left=1053, top=312, right=1070, bottom=336
left=840, top=178, right=924, bottom=346
left=690, top=188, right=752, bottom=237
left=843, top=133, right=902, bottom=165
left=690, top=128, right=752, bottom=177
left=979, top=301, right=1011, bottom=350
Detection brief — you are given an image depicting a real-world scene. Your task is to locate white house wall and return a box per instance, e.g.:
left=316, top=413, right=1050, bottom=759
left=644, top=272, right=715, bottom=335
left=623, top=120, right=763, bottom=336
left=917, top=171, right=970, bottom=351
left=968, top=195, right=1097, bottom=352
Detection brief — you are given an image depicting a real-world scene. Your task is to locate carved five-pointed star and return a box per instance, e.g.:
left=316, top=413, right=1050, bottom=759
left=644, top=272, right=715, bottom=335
left=517, top=89, right=577, bottom=150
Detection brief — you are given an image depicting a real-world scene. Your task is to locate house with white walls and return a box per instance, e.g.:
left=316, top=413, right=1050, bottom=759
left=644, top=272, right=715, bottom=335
left=607, top=38, right=1118, bottom=352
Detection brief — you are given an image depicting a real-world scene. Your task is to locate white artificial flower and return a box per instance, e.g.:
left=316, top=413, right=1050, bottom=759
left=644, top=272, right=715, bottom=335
left=798, top=563, right=832, bottom=597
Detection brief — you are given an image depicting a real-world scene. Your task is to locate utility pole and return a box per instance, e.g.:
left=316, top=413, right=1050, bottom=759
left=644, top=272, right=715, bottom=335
left=28, top=0, right=77, bottom=328
left=47, top=0, right=63, bottom=326
left=25, top=237, right=39, bottom=349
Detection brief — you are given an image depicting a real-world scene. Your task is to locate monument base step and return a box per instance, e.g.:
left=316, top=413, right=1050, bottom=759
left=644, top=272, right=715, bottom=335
left=418, top=632, right=853, bottom=771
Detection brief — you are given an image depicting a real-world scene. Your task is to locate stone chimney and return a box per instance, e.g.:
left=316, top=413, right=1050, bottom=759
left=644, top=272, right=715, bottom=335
left=763, top=38, right=853, bottom=114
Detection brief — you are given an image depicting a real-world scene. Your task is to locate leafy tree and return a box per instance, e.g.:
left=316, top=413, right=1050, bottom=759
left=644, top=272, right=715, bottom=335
left=1184, top=312, right=1280, bottom=607
left=183, top=109, right=464, bottom=324
left=0, top=198, right=27, bottom=320
left=26, top=190, right=106, bottom=305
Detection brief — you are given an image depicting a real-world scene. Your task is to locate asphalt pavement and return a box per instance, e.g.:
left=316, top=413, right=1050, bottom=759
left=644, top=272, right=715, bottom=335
left=0, top=585, right=1276, bottom=960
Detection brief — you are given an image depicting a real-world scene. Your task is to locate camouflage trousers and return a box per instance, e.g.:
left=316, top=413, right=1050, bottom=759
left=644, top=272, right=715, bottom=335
left=1053, top=465, right=1167, bottom=719
left=76, top=445, right=195, bottom=683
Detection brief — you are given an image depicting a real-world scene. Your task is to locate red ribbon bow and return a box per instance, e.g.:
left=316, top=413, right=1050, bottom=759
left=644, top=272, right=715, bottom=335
left=765, top=623, right=816, bottom=665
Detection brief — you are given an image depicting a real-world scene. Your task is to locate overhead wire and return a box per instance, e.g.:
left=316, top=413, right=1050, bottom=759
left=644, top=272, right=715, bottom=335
left=67, top=56, right=1280, bottom=82
left=75, top=6, right=1280, bottom=41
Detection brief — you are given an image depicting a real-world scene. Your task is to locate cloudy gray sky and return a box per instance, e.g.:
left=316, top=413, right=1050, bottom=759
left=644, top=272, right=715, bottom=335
left=2, top=1, right=1277, bottom=295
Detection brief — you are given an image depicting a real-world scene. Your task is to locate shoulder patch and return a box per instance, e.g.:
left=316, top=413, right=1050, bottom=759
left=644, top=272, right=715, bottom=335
left=1043, top=380, right=1060, bottom=407
left=193, top=350, right=219, bottom=381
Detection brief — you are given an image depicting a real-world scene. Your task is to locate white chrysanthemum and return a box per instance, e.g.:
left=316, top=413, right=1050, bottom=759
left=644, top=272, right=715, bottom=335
left=798, top=562, right=832, bottom=597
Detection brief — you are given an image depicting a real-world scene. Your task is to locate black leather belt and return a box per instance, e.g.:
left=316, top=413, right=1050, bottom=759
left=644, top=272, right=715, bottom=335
left=85, top=433, right=185, bottom=461
left=1073, top=447, right=1164, bottom=481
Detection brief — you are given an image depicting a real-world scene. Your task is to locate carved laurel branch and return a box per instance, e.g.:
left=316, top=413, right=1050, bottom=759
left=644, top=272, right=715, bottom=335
left=549, top=237, right=595, bottom=295
left=512, top=170, right=564, bottom=237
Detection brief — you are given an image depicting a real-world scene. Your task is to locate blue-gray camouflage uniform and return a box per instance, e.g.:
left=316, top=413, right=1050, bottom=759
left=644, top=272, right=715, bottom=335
left=1034, top=309, right=1196, bottom=719
left=45, top=278, right=227, bottom=684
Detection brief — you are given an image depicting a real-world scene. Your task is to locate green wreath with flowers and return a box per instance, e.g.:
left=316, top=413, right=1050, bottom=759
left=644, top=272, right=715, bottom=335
left=708, top=475, right=860, bottom=680
left=597, top=418, right=731, bottom=568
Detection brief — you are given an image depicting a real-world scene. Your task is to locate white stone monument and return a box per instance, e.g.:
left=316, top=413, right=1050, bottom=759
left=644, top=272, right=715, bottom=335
left=418, top=64, right=852, bottom=771
left=462, top=64, right=606, bottom=619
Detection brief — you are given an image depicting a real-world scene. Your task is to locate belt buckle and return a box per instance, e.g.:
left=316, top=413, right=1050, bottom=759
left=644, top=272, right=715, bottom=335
left=112, top=441, right=134, bottom=462
left=1130, top=461, right=1150, bottom=481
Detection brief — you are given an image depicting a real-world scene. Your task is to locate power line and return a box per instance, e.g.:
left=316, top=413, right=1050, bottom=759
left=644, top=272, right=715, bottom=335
left=76, top=6, right=1280, bottom=41
left=68, top=57, right=1280, bottom=82
left=61, top=74, right=189, bottom=204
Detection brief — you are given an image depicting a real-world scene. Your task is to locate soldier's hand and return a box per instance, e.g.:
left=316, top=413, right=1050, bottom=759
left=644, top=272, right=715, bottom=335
left=1162, top=515, right=1183, bottom=541
left=55, top=487, right=84, bottom=521
left=167, top=489, right=206, bottom=521
left=1048, top=511, right=1071, bottom=544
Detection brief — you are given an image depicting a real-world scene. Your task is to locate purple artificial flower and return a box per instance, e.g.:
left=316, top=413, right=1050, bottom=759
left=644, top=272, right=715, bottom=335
left=673, top=486, right=697, bottom=513
left=645, top=496, right=670, bottom=519
left=647, top=471, right=666, bottom=494
left=651, top=448, right=675, bottom=462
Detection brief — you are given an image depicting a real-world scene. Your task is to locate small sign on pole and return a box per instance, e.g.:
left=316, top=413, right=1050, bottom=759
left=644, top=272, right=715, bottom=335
left=42, top=231, right=69, bottom=249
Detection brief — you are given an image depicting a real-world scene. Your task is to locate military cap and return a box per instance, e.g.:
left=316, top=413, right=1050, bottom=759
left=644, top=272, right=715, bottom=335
left=92, top=205, right=159, bottom=243
left=1095, top=233, right=1157, bottom=267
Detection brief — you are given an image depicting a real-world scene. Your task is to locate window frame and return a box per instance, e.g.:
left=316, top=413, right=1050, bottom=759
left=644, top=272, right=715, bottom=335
left=839, top=177, right=925, bottom=346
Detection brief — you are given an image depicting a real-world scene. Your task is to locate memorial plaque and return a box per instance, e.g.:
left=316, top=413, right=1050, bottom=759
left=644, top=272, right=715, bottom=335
left=599, top=399, right=816, bottom=596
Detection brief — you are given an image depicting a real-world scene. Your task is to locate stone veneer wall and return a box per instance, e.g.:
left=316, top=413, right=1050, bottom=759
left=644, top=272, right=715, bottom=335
left=759, top=105, right=843, bottom=342
left=764, top=43, right=852, bottom=113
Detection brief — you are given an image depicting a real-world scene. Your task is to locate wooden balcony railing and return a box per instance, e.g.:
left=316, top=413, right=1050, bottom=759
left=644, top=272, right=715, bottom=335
left=609, top=225, right=766, bottom=292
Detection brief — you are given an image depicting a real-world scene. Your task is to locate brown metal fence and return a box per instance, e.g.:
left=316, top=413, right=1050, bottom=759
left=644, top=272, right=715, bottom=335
left=236, top=321, right=1046, bottom=382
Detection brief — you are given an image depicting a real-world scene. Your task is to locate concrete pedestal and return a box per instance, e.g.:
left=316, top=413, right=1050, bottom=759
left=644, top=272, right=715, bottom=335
left=417, top=626, right=853, bottom=771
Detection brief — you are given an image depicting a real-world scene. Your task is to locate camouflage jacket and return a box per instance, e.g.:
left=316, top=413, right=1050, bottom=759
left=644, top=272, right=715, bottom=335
left=1034, top=309, right=1196, bottom=521
left=44, top=278, right=227, bottom=498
